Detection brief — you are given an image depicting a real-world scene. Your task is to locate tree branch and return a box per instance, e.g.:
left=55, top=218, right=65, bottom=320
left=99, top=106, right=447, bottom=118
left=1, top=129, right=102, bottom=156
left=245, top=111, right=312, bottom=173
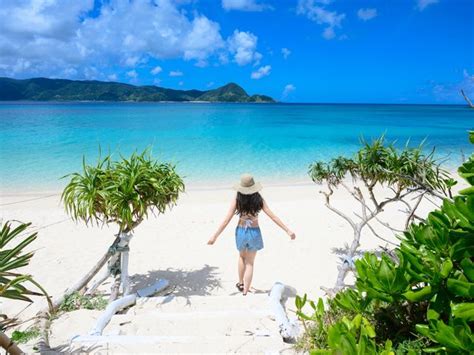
left=366, top=222, right=398, bottom=246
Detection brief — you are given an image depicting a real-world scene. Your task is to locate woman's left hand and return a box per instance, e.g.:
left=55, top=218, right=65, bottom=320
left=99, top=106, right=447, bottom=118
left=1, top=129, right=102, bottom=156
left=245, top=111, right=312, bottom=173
left=287, top=230, right=296, bottom=240
left=207, top=237, right=217, bottom=245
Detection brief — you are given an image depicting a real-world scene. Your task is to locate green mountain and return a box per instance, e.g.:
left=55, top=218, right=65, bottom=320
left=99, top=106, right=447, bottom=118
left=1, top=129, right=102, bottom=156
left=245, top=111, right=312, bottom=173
left=0, top=77, right=275, bottom=103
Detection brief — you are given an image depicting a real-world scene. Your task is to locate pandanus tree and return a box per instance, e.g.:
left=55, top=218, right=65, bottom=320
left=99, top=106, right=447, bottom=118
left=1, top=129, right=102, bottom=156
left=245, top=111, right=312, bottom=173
left=0, top=222, right=50, bottom=355
left=55, top=149, right=184, bottom=307
left=309, top=137, right=454, bottom=294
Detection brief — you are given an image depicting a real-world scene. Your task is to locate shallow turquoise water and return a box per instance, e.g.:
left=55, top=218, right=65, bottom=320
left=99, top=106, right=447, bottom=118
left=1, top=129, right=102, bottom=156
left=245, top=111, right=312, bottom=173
left=0, top=102, right=472, bottom=190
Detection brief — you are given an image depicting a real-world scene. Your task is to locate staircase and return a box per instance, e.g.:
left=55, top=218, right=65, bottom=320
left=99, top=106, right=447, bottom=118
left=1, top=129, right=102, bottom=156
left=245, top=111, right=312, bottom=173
left=54, top=293, right=296, bottom=353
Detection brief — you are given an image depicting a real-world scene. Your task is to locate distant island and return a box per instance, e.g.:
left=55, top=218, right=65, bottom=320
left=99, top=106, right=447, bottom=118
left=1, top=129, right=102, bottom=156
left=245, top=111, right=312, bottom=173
left=0, top=77, right=275, bottom=103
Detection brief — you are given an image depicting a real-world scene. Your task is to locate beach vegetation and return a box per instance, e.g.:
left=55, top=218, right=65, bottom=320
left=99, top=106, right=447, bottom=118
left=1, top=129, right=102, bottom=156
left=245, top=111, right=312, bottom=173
left=0, top=222, right=49, bottom=304
left=11, top=327, right=40, bottom=344
left=53, top=149, right=184, bottom=307
left=309, top=136, right=453, bottom=293
left=58, top=291, right=108, bottom=312
left=298, top=133, right=474, bottom=353
left=0, top=221, right=50, bottom=354
left=62, top=148, right=184, bottom=233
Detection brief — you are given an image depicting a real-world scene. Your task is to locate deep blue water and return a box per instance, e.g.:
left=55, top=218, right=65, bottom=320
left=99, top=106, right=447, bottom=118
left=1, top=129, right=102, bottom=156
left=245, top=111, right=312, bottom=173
left=0, top=102, right=472, bottom=190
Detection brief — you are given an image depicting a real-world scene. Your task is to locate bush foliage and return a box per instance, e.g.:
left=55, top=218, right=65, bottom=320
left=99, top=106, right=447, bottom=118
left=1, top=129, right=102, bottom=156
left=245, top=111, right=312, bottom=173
left=298, top=133, right=474, bottom=354
left=61, top=149, right=185, bottom=233
left=0, top=222, right=50, bottom=313
left=58, top=292, right=108, bottom=312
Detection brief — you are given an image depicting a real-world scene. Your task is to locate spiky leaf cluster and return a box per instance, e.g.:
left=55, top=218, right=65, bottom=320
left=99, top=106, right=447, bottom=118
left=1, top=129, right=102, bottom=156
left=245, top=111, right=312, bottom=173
left=309, top=136, right=451, bottom=195
left=62, top=149, right=185, bottom=232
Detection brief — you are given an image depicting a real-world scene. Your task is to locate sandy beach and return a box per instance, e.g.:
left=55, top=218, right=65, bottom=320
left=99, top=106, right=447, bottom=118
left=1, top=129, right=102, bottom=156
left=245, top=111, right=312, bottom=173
left=0, top=177, right=449, bottom=352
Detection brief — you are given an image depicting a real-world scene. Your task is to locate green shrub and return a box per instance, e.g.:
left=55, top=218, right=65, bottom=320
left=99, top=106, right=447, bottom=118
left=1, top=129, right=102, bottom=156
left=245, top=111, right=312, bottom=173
left=59, top=292, right=108, bottom=312
left=11, top=327, right=40, bottom=344
left=298, top=132, right=474, bottom=354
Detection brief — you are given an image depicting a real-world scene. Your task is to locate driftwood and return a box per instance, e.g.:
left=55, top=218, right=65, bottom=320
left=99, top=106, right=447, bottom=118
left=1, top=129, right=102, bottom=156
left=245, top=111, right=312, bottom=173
left=90, top=294, right=136, bottom=336
left=268, top=282, right=298, bottom=343
left=461, top=89, right=474, bottom=108
left=0, top=331, right=23, bottom=355
left=89, top=279, right=169, bottom=336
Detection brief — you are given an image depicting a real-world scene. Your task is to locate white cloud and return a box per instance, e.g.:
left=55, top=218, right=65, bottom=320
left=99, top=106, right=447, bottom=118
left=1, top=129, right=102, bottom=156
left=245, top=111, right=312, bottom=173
left=251, top=65, right=271, bottom=79
left=222, top=0, right=271, bottom=11
left=282, top=84, right=296, bottom=99
left=416, top=0, right=439, bottom=11
left=151, top=66, right=163, bottom=75
left=357, top=8, right=377, bottom=21
left=169, top=70, right=183, bottom=77
left=108, top=73, right=118, bottom=81
left=124, top=56, right=141, bottom=67
left=207, top=81, right=215, bottom=87
left=181, top=16, right=225, bottom=66
left=297, top=0, right=346, bottom=40
left=281, top=48, right=291, bottom=59
left=0, top=0, right=266, bottom=79
left=0, top=0, right=225, bottom=78
left=126, top=70, right=138, bottom=78
left=153, top=78, right=162, bottom=86
left=178, top=81, right=184, bottom=86
left=228, top=30, right=261, bottom=66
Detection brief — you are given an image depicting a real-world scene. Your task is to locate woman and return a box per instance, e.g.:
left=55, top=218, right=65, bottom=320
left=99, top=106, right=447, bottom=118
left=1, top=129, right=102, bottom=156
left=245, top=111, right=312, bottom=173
left=207, top=174, right=296, bottom=295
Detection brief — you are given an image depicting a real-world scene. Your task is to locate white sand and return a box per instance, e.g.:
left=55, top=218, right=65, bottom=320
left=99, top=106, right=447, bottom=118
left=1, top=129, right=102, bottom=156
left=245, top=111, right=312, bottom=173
left=0, top=180, right=455, bottom=352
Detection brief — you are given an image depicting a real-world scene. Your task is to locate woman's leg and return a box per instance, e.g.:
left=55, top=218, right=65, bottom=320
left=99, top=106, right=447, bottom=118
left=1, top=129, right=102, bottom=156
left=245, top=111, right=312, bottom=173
left=242, top=250, right=257, bottom=295
left=238, top=251, right=245, bottom=285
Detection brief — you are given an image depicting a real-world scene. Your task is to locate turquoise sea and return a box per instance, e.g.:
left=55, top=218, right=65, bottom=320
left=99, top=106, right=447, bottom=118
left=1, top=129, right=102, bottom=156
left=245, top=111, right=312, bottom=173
left=0, top=103, right=472, bottom=191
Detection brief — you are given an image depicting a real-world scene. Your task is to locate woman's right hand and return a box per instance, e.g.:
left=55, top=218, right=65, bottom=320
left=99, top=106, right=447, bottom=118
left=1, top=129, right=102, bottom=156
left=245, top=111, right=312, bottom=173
left=287, top=230, right=296, bottom=240
left=207, top=237, right=217, bottom=245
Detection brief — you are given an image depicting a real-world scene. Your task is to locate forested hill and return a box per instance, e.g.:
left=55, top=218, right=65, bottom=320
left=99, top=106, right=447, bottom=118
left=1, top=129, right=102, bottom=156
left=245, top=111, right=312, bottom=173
left=0, top=78, right=275, bottom=103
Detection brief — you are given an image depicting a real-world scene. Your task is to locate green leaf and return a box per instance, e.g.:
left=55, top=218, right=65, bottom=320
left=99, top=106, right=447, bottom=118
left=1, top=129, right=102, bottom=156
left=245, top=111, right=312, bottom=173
left=296, top=310, right=312, bottom=321
left=440, top=258, right=453, bottom=278
left=447, top=278, right=474, bottom=298
left=403, top=285, right=433, bottom=302
left=460, top=258, right=474, bottom=282
left=0, top=222, right=48, bottom=306
left=451, top=303, right=474, bottom=322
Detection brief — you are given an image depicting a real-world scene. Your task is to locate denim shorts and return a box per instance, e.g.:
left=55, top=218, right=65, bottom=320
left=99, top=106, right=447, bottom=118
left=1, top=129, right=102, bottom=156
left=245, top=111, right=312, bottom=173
left=235, top=226, right=264, bottom=251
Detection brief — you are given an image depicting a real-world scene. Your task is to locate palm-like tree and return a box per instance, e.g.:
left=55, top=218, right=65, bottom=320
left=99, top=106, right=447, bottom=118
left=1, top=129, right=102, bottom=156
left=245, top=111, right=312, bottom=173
left=58, top=149, right=184, bottom=304
left=0, top=222, right=50, bottom=355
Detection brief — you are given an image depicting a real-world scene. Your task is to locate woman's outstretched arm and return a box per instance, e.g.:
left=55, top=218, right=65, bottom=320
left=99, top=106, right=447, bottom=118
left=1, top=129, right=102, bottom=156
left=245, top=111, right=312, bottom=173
left=262, top=200, right=296, bottom=239
left=208, top=198, right=237, bottom=245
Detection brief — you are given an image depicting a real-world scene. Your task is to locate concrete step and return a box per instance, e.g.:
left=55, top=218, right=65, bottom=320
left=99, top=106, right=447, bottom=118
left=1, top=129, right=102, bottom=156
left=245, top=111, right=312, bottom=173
left=50, top=294, right=295, bottom=353
left=69, top=334, right=290, bottom=353
left=106, top=311, right=278, bottom=337
left=133, top=293, right=273, bottom=314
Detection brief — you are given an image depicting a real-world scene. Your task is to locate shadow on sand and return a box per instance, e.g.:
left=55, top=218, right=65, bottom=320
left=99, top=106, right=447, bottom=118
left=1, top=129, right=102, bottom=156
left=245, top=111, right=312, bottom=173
left=129, top=264, right=222, bottom=298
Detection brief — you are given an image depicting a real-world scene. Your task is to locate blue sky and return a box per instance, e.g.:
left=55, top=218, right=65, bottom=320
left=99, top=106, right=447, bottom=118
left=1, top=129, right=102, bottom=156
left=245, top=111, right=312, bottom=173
left=0, top=0, right=472, bottom=103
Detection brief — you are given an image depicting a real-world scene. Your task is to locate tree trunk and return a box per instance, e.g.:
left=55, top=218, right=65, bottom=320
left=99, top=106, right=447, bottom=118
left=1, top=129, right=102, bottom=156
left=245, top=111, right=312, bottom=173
left=118, top=232, right=132, bottom=296
left=121, top=248, right=131, bottom=295
left=85, top=268, right=111, bottom=296
left=46, top=236, right=120, bottom=312
left=0, top=331, right=22, bottom=355
left=34, top=236, right=120, bottom=351
left=109, top=275, right=121, bottom=302
left=108, top=232, right=133, bottom=300
left=334, top=226, right=362, bottom=291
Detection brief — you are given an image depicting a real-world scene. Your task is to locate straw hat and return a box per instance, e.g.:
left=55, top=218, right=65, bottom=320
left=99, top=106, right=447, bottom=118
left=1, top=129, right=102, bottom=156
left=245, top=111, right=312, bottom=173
left=233, top=173, right=263, bottom=195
